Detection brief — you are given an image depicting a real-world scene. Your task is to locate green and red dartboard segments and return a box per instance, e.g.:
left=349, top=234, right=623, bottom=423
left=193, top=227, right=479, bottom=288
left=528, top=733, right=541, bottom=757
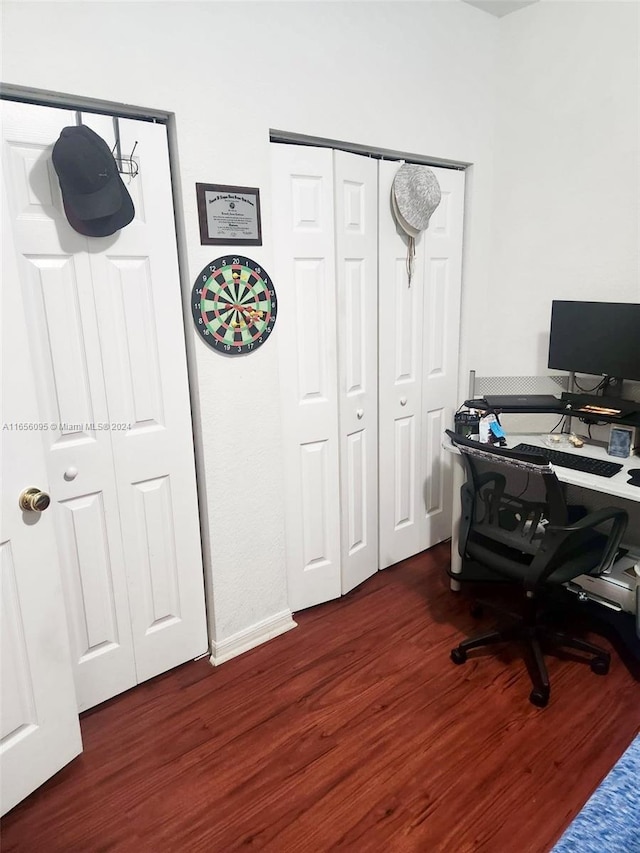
left=192, top=256, right=277, bottom=355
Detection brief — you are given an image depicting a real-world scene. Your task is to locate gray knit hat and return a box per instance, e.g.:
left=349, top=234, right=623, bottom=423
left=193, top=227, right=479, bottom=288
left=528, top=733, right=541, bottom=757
left=392, top=164, right=441, bottom=238
left=391, top=163, right=442, bottom=286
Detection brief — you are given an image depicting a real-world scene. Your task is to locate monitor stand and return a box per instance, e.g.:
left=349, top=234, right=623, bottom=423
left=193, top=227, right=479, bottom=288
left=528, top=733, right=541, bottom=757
left=601, top=376, right=624, bottom=398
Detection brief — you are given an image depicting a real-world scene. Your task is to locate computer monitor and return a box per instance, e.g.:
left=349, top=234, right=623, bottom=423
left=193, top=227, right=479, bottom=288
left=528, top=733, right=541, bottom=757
left=548, top=301, right=640, bottom=387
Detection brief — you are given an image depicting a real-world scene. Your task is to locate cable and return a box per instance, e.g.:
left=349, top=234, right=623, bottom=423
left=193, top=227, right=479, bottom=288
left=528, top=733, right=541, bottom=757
left=513, top=472, right=531, bottom=500
left=548, top=414, right=568, bottom=434
left=578, top=417, right=608, bottom=433
left=573, top=375, right=606, bottom=393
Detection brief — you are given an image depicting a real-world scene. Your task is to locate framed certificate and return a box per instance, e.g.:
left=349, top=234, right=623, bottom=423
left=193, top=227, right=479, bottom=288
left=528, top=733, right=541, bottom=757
left=196, top=183, right=262, bottom=246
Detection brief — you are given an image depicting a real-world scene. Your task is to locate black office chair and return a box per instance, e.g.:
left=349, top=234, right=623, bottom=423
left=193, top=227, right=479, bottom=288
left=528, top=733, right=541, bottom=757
left=446, top=430, right=628, bottom=706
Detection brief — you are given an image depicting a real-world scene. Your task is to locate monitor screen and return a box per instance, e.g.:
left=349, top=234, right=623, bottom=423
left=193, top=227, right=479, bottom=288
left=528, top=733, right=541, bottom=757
left=548, top=300, right=640, bottom=381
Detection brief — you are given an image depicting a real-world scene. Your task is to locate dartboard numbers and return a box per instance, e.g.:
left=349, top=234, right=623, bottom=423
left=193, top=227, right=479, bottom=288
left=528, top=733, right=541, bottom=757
left=192, top=256, right=277, bottom=355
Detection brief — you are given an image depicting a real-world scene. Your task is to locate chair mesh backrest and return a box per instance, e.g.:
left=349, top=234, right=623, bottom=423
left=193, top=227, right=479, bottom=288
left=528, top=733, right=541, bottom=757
left=456, top=441, right=569, bottom=556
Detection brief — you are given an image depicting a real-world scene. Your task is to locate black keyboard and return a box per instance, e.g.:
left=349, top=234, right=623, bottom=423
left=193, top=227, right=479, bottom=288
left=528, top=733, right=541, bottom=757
left=511, top=443, right=623, bottom=478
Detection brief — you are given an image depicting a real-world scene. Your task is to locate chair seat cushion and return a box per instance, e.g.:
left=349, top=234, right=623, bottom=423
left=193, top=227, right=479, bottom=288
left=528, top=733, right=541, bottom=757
left=466, top=530, right=609, bottom=587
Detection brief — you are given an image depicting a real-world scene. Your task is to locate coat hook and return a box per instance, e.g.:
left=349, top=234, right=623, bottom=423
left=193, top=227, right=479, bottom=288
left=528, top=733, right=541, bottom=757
left=111, top=116, right=139, bottom=179
left=113, top=115, right=122, bottom=166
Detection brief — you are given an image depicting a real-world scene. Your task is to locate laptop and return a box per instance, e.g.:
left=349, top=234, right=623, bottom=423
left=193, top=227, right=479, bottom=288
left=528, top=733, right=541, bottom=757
left=483, top=394, right=561, bottom=411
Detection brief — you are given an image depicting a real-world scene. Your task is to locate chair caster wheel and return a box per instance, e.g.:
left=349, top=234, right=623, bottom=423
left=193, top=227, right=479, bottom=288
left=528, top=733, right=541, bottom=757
left=590, top=656, right=610, bottom=676
left=450, top=647, right=467, bottom=665
left=470, top=603, right=484, bottom=619
left=529, top=688, right=549, bottom=708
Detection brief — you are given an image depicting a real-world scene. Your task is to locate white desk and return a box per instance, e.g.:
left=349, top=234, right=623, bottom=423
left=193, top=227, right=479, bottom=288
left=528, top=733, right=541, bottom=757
left=504, top=436, right=640, bottom=505
left=446, top=433, right=640, bottom=588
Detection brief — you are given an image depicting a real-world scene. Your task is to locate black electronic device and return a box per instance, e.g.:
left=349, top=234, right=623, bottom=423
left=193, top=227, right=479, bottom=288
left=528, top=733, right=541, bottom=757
left=560, top=392, right=638, bottom=418
left=548, top=301, right=640, bottom=388
left=454, top=411, right=480, bottom=439
left=483, top=394, right=560, bottom=412
left=511, top=443, right=623, bottom=478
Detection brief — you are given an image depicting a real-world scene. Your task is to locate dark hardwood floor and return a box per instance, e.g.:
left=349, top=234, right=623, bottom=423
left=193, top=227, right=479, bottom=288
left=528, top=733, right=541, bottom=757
left=2, top=542, right=639, bottom=852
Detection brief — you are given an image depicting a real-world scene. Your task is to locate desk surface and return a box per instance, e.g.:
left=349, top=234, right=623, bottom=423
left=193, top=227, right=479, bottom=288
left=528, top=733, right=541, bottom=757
left=509, top=434, right=640, bottom=503
left=446, top=433, right=640, bottom=504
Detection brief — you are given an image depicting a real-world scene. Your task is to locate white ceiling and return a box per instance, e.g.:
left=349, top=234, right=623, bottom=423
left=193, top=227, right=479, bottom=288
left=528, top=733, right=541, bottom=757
left=462, top=0, right=539, bottom=17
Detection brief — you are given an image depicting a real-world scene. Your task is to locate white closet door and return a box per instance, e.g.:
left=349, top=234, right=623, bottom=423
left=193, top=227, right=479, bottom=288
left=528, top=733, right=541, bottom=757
left=378, top=161, right=465, bottom=568
left=271, top=144, right=342, bottom=611
left=1, top=181, right=82, bottom=816
left=333, top=150, right=379, bottom=593
left=2, top=101, right=207, bottom=710
left=378, top=160, right=426, bottom=568
left=1, top=101, right=137, bottom=710
left=420, top=166, right=465, bottom=545
left=81, top=114, right=208, bottom=684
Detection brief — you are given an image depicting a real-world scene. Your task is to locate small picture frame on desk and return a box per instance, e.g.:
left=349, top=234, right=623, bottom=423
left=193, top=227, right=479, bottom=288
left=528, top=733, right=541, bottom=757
left=607, top=425, right=636, bottom=458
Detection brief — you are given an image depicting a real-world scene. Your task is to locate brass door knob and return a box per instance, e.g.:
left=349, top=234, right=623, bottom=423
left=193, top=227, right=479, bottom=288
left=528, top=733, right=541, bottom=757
left=19, top=487, right=51, bottom=512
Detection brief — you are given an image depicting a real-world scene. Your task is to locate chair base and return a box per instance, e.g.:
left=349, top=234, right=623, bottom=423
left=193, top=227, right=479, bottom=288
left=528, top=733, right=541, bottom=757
left=450, top=620, right=611, bottom=707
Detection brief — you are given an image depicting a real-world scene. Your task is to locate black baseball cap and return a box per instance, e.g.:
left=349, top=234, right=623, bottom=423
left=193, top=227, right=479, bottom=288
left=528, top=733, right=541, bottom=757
left=52, top=125, right=134, bottom=237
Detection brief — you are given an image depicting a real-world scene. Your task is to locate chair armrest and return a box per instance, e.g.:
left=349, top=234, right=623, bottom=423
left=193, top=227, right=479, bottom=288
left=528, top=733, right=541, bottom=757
left=545, top=507, right=628, bottom=576
left=546, top=507, right=628, bottom=534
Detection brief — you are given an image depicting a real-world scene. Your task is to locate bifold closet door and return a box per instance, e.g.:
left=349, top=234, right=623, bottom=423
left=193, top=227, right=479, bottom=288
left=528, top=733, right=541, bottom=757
left=272, top=144, right=342, bottom=611
left=1, top=181, right=82, bottom=816
left=334, top=150, right=379, bottom=595
left=271, top=144, right=379, bottom=611
left=272, top=144, right=464, bottom=608
left=378, top=160, right=465, bottom=569
left=80, top=113, right=208, bottom=688
left=1, top=100, right=207, bottom=712
left=1, top=102, right=138, bottom=711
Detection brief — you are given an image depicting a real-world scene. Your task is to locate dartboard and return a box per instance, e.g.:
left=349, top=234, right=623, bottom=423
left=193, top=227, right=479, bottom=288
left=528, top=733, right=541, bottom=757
left=192, top=256, right=277, bottom=355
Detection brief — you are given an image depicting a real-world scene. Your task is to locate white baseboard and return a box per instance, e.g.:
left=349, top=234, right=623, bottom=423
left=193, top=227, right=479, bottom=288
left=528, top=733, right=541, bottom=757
left=209, top=609, right=297, bottom=666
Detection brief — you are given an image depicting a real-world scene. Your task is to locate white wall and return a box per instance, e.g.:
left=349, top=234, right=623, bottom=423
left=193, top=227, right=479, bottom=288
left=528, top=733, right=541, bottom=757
left=470, top=0, right=639, bottom=379
left=7, top=1, right=634, bottom=655
left=1, top=2, right=499, bottom=651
